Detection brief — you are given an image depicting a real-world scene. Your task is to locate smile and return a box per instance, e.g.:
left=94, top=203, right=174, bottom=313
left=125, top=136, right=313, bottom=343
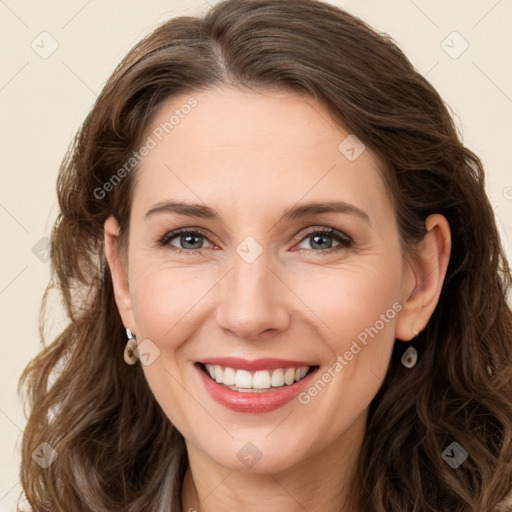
left=195, top=357, right=320, bottom=413
left=202, top=363, right=312, bottom=392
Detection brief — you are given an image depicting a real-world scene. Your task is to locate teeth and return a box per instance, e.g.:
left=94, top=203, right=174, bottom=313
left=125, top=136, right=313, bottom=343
left=235, top=369, right=252, bottom=389
left=271, top=368, right=284, bottom=387
left=284, top=368, right=296, bottom=385
left=223, top=366, right=236, bottom=386
left=253, top=370, right=271, bottom=389
left=203, top=364, right=311, bottom=391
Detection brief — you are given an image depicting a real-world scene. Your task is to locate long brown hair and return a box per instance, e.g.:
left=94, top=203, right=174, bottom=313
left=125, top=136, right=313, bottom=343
left=17, top=0, right=512, bottom=510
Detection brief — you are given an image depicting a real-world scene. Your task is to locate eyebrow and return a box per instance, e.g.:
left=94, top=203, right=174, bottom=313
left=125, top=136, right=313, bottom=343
left=144, top=200, right=370, bottom=224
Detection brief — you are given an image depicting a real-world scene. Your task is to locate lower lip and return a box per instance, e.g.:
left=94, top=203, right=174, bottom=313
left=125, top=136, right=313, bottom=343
left=196, top=364, right=319, bottom=413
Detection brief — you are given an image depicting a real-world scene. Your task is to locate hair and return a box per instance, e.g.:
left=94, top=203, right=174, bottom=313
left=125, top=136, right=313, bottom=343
left=17, top=0, right=512, bottom=510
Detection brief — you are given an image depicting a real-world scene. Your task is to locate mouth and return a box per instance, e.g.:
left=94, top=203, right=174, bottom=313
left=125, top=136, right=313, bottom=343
left=196, top=362, right=318, bottom=393
left=194, top=358, right=320, bottom=413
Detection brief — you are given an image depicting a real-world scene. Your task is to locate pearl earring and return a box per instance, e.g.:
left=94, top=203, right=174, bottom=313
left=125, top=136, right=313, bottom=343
left=401, top=329, right=420, bottom=368
left=124, top=328, right=138, bottom=365
left=401, top=346, right=418, bottom=368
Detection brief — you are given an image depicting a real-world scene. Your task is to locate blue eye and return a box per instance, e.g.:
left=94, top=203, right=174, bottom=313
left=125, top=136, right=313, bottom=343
left=295, top=227, right=352, bottom=254
left=157, top=226, right=352, bottom=255
left=158, top=228, right=212, bottom=253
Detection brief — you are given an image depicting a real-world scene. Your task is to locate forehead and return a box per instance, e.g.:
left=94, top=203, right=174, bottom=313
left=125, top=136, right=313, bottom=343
left=130, top=85, right=393, bottom=225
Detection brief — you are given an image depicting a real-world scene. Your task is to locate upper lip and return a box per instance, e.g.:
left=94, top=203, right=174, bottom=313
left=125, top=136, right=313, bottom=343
left=198, top=357, right=317, bottom=372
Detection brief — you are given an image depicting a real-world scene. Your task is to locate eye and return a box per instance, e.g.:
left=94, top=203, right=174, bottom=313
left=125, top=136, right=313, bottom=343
left=158, top=228, right=213, bottom=253
left=157, top=226, right=352, bottom=255
left=294, top=227, right=352, bottom=254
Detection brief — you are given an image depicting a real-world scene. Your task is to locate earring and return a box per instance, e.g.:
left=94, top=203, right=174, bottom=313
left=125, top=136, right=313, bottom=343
left=124, top=328, right=138, bottom=365
left=412, top=330, right=420, bottom=337
left=401, top=345, right=418, bottom=368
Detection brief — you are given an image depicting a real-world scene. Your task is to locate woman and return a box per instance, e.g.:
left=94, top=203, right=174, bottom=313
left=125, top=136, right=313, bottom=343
left=17, top=0, right=512, bottom=510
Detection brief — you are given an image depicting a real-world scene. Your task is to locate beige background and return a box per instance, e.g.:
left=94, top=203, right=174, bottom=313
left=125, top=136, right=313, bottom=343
left=1, top=0, right=511, bottom=509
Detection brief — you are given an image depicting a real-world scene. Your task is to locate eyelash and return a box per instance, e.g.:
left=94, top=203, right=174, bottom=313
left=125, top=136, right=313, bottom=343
left=157, top=226, right=353, bottom=256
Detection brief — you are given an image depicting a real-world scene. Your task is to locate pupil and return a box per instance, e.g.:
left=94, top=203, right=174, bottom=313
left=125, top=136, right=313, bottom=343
left=182, top=235, right=202, bottom=249
left=312, top=234, right=331, bottom=250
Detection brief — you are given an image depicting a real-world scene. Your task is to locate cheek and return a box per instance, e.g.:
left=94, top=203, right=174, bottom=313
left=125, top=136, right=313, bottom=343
left=293, top=256, right=401, bottom=348
left=294, top=288, right=399, bottom=449
left=293, top=254, right=401, bottom=407
left=333, top=276, right=400, bottom=352
left=129, top=259, right=212, bottom=344
left=127, top=263, right=209, bottom=434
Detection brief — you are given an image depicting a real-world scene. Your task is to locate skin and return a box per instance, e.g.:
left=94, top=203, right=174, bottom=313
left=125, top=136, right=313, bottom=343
left=104, top=85, right=451, bottom=512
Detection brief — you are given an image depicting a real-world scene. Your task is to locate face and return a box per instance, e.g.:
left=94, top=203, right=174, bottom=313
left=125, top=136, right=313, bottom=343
left=106, top=85, right=420, bottom=474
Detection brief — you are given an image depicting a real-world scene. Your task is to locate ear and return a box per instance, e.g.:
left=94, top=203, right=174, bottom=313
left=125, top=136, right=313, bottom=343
left=104, top=215, right=136, bottom=333
left=395, top=214, right=451, bottom=341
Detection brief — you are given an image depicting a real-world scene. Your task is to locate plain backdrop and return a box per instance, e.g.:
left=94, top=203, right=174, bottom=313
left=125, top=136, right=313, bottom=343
left=1, top=1, right=511, bottom=509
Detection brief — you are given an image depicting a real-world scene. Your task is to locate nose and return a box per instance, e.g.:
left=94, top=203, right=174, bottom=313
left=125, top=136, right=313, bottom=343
left=214, top=250, right=291, bottom=341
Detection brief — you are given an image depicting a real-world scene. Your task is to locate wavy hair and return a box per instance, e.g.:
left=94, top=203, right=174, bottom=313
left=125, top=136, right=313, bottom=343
left=17, top=0, right=512, bottom=510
